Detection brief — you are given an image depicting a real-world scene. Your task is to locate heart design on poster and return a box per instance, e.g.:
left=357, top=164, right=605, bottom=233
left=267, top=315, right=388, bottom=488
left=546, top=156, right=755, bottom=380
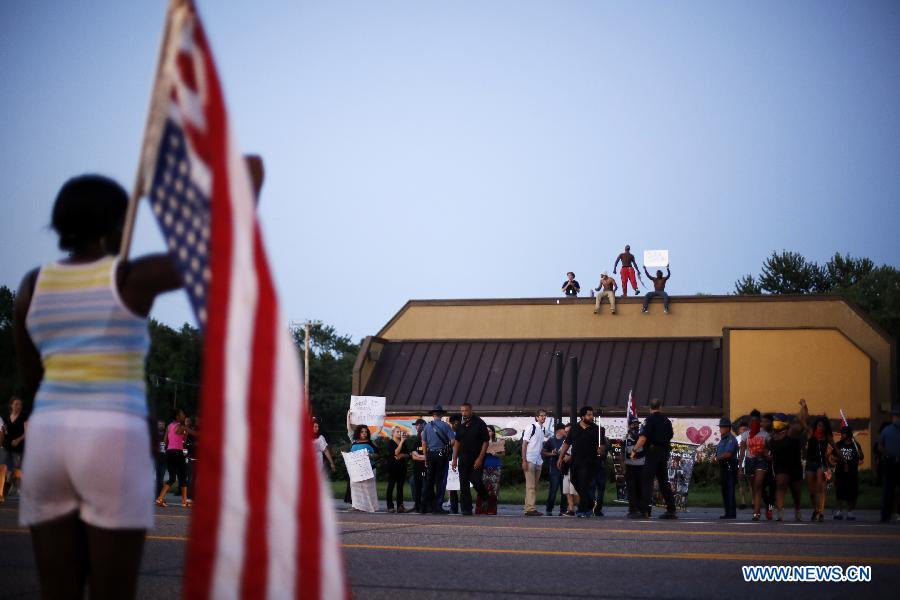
left=686, top=426, right=712, bottom=445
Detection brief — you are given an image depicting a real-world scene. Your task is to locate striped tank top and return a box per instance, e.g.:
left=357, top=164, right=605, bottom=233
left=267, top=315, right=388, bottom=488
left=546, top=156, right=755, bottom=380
left=25, top=256, right=150, bottom=417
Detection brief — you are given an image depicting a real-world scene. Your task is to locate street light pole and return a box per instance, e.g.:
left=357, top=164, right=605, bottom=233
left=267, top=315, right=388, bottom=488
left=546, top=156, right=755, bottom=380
left=304, top=320, right=311, bottom=402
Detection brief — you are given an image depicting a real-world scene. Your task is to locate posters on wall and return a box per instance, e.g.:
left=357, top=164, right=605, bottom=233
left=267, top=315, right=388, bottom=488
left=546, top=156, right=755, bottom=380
left=374, top=415, right=719, bottom=452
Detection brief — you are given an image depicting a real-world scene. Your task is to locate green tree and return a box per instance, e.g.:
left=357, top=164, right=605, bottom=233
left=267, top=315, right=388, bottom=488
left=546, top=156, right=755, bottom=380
left=146, top=320, right=202, bottom=420
left=733, top=274, right=761, bottom=295
left=824, top=253, right=875, bottom=290
left=755, top=251, right=827, bottom=294
left=0, top=285, right=18, bottom=405
left=736, top=252, right=899, bottom=398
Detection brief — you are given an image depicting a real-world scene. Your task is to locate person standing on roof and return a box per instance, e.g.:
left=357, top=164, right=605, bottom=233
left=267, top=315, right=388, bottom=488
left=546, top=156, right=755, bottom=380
left=613, top=245, right=639, bottom=297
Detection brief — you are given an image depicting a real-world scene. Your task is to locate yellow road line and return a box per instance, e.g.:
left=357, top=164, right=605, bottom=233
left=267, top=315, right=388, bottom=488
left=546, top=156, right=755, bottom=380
left=341, top=543, right=900, bottom=565
left=337, top=520, right=900, bottom=541
left=0, top=528, right=190, bottom=542
left=2, top=527, right=896, bottom=565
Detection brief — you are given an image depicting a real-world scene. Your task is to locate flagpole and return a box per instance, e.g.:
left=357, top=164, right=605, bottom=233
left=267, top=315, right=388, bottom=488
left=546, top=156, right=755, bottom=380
left=120, top=0, right=189, bottom=260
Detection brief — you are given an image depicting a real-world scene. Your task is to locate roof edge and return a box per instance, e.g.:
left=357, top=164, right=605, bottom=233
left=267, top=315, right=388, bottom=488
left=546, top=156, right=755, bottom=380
left=376, top=294, right=896, bottom=347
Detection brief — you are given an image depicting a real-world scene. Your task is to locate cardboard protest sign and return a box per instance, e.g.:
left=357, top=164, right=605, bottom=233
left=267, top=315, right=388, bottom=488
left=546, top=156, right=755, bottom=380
left=349, top=395, right=386, bottom=427
left=342, top=450, right=375, bottom=483
left=609, top=439, right=629, bottom=503
left=487, top=440, right=506, bottom=455
left=611, top=439, right=699, bottom=510
left=652, top=441, right=699, bottom=510
left=644, top=250, right=669, bottom=268
left=445, top=463, right=461, bottom=491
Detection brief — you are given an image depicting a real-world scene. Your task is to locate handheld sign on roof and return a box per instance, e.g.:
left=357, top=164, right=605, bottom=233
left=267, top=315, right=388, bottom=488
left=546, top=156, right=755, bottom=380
left=644, top=250, right=669, bottom=268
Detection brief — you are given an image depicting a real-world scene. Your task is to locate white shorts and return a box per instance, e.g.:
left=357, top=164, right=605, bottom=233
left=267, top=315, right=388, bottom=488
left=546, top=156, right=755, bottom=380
left=562, top=474, right=576, bottom=495
left=20, top=409, right=154, bottom=530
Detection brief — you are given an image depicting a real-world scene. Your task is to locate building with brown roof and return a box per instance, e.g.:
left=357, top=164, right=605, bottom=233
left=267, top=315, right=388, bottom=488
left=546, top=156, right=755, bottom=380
left=353, top=295, right=895, bottom=465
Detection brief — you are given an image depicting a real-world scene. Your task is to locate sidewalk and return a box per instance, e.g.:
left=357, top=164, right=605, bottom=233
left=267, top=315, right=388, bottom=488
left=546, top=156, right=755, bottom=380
left=333, top=499, right=889, bottom=522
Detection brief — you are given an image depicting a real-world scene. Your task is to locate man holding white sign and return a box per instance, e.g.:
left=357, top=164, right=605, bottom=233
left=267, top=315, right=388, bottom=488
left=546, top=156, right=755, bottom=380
left=644, top=249, right=669, bottom=268
left=642, top=264, right=672, bottom=314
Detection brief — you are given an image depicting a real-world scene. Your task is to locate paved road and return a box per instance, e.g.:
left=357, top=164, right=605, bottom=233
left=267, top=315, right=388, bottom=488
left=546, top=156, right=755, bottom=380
left=1, top=500, right=899, bottom=598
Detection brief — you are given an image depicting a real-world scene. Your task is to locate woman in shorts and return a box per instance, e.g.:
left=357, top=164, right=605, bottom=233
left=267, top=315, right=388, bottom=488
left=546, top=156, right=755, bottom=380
left=155, top=409, right=188, bottom=507
left=739, top=409, right=770, bottom=521
left=805, top=415, right=835, bottom=522
left=13, top=175, right=181, bottom=598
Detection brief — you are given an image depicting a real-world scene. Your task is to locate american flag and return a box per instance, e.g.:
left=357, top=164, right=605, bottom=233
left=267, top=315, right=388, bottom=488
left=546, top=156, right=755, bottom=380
left=140, top=3, right=346, bottom=599
left=627, top=389, right=638, bottom=421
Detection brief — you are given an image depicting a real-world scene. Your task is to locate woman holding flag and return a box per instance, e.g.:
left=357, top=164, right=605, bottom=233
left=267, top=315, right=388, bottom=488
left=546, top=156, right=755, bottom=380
left=13, top=175, right=181, bottom=598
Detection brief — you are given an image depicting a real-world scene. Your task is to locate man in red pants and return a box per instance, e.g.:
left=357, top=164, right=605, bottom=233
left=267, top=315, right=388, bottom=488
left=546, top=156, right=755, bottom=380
left=613, top=245, right=640, bottom=296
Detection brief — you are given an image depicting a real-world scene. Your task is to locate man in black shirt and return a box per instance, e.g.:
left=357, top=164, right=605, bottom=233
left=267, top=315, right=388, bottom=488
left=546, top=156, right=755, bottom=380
left=631, top=398, right=677, bottom=519
left=557, top=406, right=601, bottom=518
left=451, top=403, right=490, bottom=516
left=561, top=272, right=580, bottom=297
left=409, top=418, right=427, bottom=513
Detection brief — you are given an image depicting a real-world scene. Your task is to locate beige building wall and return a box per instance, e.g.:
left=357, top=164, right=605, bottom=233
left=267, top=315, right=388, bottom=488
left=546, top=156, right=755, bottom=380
left=728, top=329, right=873, bottom=468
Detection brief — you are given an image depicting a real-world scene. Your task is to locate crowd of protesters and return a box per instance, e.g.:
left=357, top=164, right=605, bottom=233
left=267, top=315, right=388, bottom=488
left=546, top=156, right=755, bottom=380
left=325, top=399, right=900, bottom=523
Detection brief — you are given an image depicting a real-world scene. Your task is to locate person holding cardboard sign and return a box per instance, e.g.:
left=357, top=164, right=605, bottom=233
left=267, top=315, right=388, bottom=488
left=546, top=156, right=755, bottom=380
left=345, top=411, right=380, bottom=512
left=641, top=265, right=671, bottom=314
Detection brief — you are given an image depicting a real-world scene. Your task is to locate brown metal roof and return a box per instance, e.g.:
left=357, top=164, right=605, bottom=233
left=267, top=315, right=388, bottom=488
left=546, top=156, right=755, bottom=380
left=362, top=338, right=723, bottom=414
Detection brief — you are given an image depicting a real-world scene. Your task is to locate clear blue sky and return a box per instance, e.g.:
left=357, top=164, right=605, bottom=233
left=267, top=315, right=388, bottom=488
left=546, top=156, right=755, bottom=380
left=2, top=1, right=898, bottom=341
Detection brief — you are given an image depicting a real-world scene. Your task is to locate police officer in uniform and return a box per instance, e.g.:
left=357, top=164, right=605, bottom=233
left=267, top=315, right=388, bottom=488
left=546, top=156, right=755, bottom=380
left=630, top=398, right=677, bottom=519
left=716, top=417, right=739, bottom=519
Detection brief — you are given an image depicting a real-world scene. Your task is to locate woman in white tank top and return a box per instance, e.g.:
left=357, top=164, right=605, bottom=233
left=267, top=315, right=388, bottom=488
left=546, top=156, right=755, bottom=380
left=13, top=175, right=182, bottom=599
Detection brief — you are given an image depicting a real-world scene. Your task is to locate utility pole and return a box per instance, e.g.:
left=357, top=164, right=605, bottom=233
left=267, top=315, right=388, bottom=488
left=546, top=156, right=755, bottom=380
left=298, top=319, right=322, bottom=407
left=304, top=320, right=311, bottom=400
